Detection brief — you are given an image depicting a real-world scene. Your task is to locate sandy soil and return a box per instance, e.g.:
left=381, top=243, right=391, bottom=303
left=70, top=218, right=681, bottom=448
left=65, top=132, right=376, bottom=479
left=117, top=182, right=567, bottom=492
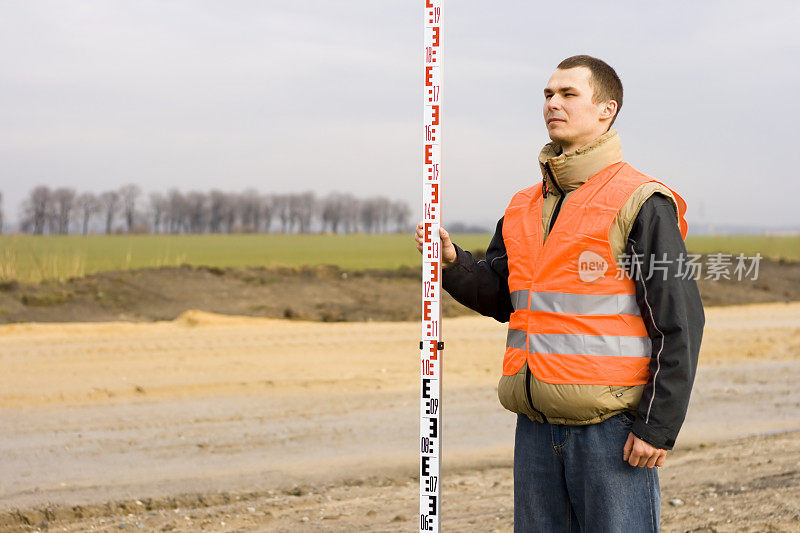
left=1, top=302, right=800, bottom=532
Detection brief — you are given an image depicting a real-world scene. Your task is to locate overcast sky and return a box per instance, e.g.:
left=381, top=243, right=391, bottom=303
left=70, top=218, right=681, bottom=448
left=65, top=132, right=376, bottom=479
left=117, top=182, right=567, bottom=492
left=1, top=0, right=799, bottom=231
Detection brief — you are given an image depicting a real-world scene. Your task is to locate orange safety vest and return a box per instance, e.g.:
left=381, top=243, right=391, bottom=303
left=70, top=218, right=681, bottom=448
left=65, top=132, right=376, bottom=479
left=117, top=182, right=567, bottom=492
left=502, top=161, right=688, bottom=385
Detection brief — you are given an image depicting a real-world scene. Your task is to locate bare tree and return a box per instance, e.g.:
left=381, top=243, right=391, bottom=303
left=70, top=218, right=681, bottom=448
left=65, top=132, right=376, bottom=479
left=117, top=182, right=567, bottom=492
left=288, top=195, right=299, bottom=232
left=360, top=197, right=382, bottom=233
left=45, top=200, right=59, bottom=234
left=99, top=190, right=119, bottom=234
left=262, top=194, right=275, bottom=233
left=148, top=192, right=167, bottom=234
left=76, top=192, right=100, bottom=235
left=288, top=192, right=315, bottom=233
left=20, top=185, right=51, bottom=235
left=208, top=190, right=226, bottom=233
left=273, top=194, right=290, bottom=233
left=224, top=193, right=239, bottom=233
left=185, top=191, right=207, bottom=233
left=166, top=189, right=186, bottom=233
left=239, top=189, right=260, bottom=233
left=321, top=194, right=337, bottom=233
left=52, top=187, right=77, bottom=234
left=390, top=200, right=411, bottom=232
left=251, top=193, right=263, bottom=232
left=14, top=184, right=411, bottom=236
left=119, top=184, right=141, bottom=233
left=322, top=193, right=351, bottom=233
left=340, top=195, right=359, bottom=234
left=375, top=196, right=391, bottom=233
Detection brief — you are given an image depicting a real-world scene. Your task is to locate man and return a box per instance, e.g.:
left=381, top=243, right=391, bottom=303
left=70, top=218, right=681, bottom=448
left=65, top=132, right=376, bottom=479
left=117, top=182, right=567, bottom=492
left=414, top=55, right=704, bottom=531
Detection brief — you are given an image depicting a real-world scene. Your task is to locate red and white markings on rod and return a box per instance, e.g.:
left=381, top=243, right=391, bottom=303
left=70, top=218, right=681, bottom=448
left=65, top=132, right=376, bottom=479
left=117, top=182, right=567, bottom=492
left=421, top=1, right=442, bottom=531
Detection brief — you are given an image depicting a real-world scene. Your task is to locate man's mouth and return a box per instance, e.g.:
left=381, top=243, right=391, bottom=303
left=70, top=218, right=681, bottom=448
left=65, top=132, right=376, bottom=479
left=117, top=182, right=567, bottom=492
left=547, top=117, right=565, bottom=124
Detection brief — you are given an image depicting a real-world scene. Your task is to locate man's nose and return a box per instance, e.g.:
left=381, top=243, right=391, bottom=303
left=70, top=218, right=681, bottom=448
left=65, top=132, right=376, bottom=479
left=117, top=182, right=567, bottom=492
left=546, top=95, right=562, bottom=109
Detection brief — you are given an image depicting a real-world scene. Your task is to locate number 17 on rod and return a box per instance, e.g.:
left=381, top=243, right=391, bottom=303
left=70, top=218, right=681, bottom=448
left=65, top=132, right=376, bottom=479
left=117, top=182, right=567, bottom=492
left=421, top=0, right=442, bottom=531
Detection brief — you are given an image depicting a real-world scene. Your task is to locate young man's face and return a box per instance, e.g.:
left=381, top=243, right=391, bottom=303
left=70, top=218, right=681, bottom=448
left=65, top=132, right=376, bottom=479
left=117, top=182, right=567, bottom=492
left=543, top=66, right=615, bottom=153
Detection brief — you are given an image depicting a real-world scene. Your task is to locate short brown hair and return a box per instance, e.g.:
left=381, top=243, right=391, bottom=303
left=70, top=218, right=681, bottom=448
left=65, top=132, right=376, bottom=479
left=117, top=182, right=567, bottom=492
left=557, top=55, right=623, bottom=126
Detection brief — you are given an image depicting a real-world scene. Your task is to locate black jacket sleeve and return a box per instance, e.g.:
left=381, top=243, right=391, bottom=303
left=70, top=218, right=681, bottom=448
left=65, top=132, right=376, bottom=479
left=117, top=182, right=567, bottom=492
left=626, top=193, right=705, bottom=450
left=441, top=217, right=514, bottom=323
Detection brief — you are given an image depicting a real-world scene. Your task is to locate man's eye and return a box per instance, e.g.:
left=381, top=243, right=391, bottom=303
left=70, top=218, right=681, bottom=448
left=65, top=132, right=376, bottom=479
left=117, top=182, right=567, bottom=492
left=565, top=93, right=575, bottom=97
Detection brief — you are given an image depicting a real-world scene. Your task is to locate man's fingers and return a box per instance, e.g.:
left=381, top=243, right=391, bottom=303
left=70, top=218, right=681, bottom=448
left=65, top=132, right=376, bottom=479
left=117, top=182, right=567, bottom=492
left=414, top=220, right=425, bottom=249
left=622, top=433, right=633, bottom=461
left=635, top=453, right=649, bottom=468
left=414, top=221, right=450, bottom=244
left=414, top=222, right=455, bottom=264
left=439, top=226, right=450, bottom=243
left=627, top=451, right=640, bottom=467
left=628, top=441, right=645, bottom=467
left=625, top=434, right=668, bottom=468
left=645, top=453, right=659, bottom=468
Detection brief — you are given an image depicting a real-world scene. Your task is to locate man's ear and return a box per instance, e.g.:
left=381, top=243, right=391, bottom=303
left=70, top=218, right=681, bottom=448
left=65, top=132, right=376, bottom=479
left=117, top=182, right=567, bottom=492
left=600, top=100, right=618, bottom=122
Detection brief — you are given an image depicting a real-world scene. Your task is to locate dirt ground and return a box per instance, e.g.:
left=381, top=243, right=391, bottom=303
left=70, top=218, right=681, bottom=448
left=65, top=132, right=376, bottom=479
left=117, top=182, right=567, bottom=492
left=1, top=254, right=799, bottom=324
left=1, top=302, right=800, bottom=532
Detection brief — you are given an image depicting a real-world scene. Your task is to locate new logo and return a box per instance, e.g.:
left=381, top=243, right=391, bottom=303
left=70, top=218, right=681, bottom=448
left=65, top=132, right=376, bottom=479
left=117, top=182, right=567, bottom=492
left=578, top=250, right=607, bottom=282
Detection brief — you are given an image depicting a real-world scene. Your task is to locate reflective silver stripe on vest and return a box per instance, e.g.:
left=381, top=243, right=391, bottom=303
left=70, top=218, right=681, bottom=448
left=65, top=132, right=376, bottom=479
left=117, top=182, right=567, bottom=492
left=530, top=292, right=640, bottom=316
left=506, top=328, right=527, bottom=350
left=528, top=333, right=651, bottom=357
left=510, top=290, right=529, bottom=311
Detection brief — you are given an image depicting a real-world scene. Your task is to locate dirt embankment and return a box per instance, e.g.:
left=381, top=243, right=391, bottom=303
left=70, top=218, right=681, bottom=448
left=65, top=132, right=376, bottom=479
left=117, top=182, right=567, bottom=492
left=1, top=255, right=799, bottom=324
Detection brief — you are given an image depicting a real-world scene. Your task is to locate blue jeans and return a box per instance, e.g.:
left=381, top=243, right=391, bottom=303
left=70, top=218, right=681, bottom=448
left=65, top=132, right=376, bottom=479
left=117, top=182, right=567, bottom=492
left=514, top=412, right=660, bottom=532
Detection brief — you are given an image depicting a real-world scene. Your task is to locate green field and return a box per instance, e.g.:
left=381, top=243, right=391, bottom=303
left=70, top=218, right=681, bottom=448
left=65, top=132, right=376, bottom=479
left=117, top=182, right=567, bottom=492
left=1, top=233, right=798, bottom=284
left=0, top=233, right=493, bottom=283
left=684, top=235, right=800, bottom=262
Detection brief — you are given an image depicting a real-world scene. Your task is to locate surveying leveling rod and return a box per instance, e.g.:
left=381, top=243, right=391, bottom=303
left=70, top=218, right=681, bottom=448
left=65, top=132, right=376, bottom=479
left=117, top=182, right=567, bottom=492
left=420, top=0, right=443, bottom=531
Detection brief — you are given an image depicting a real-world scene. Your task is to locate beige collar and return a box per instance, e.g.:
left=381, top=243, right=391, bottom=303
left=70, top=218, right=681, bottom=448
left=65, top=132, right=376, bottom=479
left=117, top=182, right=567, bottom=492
left=538, top=128, right=623, bottom=195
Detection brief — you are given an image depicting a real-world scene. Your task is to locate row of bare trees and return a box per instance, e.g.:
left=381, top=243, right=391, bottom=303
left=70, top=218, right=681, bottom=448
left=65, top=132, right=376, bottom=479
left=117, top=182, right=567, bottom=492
left=9, top=185, right=412, bottom=235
